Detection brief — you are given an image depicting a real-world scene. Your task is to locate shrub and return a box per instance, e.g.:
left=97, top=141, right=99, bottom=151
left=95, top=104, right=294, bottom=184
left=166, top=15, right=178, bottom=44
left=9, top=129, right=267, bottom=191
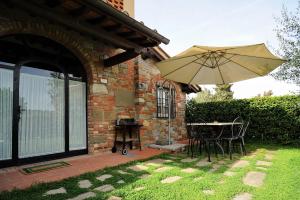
left=186, top=95, right=300, bottom=145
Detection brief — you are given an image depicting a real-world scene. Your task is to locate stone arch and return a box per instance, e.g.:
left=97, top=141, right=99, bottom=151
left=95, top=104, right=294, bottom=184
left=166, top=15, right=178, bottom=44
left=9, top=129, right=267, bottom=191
left=0, top=18, right=98, bottom=83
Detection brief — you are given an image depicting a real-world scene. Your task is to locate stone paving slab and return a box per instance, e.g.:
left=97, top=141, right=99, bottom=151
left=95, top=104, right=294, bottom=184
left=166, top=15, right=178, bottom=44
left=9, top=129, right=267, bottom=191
left=243, top=171, right=266, bottom=187
left=181, top=157, right=198, bottom=163
left=256, top=167, right=267, bottom=171
left=161, top=176, right=182, bottom=183
left=265, top=154, right=274, bottom=160
left=78, top=180, right=92, bottom=189
left=209, top=164, right=221, bottom=172
left=67, top=192, right=96, bottom=200
left=134, top=186, right=145, bottom=191
left=256, top=160, right=272, bottom=167
left=203, top=190, right=215, bottom=195
left=94, top=184, right=115, bottom=192
left=128, top=165, right=148, bottom=171
left=108, top=196, right=122, bottom=200
left=181, top=168, right=197, bottom=173
left=43, top=187, right=66, bottom=196
left=139, top=174, right=151, bottom=179
left=144, top=159, right=172, bottom=166
left=117, top=170, right=130, bottom=175
left=193, top=177, right=203, bottom=181
left=233, top=193, right=252, bottom=200
left=96, top=174, right=113, bottom=181
left=195, top=159, right=211, bottom=167
left=117, top=180, right=125, bottom=184
left=231, top=160, right=249, bottom=169
left=154, top=166, right=173, bottom=172
left=224, top=171, right=236, bottom=177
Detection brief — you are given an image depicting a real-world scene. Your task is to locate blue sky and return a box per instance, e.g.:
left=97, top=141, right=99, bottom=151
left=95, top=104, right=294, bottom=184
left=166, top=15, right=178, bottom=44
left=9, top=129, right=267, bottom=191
left=135, top=0, right=299, bottom=98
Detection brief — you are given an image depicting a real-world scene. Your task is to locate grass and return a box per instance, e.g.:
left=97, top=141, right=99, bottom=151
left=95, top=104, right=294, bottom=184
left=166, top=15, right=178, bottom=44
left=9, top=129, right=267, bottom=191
left=1, top=144, right=300, bottom=200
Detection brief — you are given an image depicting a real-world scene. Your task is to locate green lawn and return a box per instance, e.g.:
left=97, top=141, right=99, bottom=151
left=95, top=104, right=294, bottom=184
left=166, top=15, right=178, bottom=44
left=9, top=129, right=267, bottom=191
left=1, top=144, right=300, bottom=200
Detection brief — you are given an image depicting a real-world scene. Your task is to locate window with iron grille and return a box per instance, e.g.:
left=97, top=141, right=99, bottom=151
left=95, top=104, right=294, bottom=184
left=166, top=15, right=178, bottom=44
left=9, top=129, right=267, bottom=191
left=156, top=85, right=176, bottom=119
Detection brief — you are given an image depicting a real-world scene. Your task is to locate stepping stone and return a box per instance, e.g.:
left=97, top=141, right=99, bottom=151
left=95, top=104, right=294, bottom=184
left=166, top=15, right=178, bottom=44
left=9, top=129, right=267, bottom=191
left=134, top=186, right=145, bottom=191
left=128, top=165, right=148, bottom=171
left=108, top=196, right=122, bottom=200
left=256, top=167, right=267, bottom=171
left=218, top=160, right=226, bottom=165
left=181, top=168, right=196, bottom=173
left=144, top=159, right=170, bottom=166
left=117, top=180, right=125, bottom=184
left=67, top=192, right=96, bottom=200
left=196, top=159, right=211, bottom=167
left=117, top=170, right=130, bottom=175
left=218, top=179, right=225, bottom=184
left=256, top=160, right=272, bottom=167
left=78, top=180, right=92, bottom=189
left=181, top=158, right=198, bottom=163
left=224, top=171, right=236, bottom=177
left=243, top=171, right=266, bottom=187
left=265, top=154, right=274, bottom=160
left=139, top=174, right=151, bottom=179
left=94, top=184, right=115, bottom=192
left=203, top=190, right=215, bottom=195
left=193, top=177, right=203, bottom=181
left=97, top=174, right=113, bottom=181
left=43, top=187, right=66, bottom=196
left=161, top=176, right=182, bottom=183
left=167, top=156, right=178, bottom=160
left=233, top=192, right=252, bottom=200
left=231, top=160, right=249, bottom=168
left=154, top=166, right=172, bottom=172
left=209, top=164, right=221, bottom=172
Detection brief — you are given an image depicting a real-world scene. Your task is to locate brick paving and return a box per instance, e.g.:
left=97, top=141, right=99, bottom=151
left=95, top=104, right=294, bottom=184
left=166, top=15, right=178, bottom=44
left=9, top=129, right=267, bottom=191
left=0, top=148, right=166, bottom=192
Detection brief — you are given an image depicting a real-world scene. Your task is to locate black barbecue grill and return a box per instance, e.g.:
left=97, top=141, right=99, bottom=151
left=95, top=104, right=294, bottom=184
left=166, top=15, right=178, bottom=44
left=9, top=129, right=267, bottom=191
left=112, top=118, right=142, bottom=155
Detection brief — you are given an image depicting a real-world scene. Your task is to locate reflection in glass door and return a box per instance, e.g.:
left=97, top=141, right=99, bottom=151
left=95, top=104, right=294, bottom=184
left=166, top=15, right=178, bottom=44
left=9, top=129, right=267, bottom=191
left=18, top=66, right=65, bottom=158
left=0, top=68, right=13, bottom=161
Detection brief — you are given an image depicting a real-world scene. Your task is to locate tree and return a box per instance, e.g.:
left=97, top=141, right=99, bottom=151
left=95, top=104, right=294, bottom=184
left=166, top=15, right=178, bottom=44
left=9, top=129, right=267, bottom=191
left=195, top=84, right=234, bottom=103
left=213, top=84, right=234, bottom=101
left=195, top=88, right=214, bottom=103
left=273, top=1, right=300, bottom=88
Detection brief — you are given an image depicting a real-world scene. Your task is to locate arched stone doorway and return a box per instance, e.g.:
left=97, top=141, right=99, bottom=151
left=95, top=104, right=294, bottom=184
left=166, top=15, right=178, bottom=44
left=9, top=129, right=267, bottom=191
left=0, top=34, right=88, bottom=166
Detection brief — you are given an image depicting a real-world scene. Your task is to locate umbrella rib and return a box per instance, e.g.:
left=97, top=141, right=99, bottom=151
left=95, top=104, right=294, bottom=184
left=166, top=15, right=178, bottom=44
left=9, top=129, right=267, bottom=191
left=219, top=54, right=263, bottom=76
left=225, top=52, right=286, bottom=61
left=215, top=58, right=226, bottom=84
left=162, top=56, right=202, bottom=78
left=187, top=54, right=211, bottom=84
left=159, top=53, right=207, bottom=63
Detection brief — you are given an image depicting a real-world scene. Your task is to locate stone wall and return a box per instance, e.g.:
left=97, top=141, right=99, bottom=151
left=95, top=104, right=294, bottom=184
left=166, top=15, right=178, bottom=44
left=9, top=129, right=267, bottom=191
left=0, top=8, right=187, bottom=154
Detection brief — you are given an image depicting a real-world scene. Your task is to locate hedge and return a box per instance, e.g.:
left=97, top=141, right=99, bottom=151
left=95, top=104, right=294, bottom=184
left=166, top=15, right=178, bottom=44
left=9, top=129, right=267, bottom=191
left=186, top=95, right=300, bottom=145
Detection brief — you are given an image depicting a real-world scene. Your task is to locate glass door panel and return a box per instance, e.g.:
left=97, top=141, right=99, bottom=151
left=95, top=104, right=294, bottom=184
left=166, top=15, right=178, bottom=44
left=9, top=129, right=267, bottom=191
left=69, top=80, right=87, bottom=150
left=18, top=66, right=65, bottom=158
left=0, top=68, right=13, bottom=160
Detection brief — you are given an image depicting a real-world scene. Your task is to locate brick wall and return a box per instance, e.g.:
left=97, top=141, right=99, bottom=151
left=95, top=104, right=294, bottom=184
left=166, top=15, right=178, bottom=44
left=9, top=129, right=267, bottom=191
left=0, top=8, right=187, bottom=154
left=106, top=0, right=124, bottom=11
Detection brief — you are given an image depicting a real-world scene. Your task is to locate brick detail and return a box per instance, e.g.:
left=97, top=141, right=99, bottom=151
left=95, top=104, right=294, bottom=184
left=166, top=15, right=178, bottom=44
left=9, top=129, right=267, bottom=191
left=106, top=0, right=124, bottom=11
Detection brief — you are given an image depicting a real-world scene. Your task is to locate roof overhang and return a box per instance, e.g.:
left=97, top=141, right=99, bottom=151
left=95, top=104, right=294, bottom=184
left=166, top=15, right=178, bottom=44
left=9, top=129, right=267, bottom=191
left=6, top=0, right=170, bottom=67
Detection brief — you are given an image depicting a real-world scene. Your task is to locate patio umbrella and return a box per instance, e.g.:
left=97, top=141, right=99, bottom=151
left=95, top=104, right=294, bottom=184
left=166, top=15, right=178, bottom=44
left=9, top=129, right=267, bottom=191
left=156, top=43, right=286, bottom=84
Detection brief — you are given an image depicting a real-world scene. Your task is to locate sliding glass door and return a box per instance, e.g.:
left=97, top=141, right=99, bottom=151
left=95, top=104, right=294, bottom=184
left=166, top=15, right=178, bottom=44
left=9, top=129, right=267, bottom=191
left=18, top=66, right=65, bottom=158
left=0, top=68, right=13, bottom=161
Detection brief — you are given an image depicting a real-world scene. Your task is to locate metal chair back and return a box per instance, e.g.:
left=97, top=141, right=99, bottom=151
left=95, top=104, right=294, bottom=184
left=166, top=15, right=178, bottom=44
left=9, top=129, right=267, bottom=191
left=240, top=121, right=250, bottom=137
left=231, top=116, right=244, bottom=138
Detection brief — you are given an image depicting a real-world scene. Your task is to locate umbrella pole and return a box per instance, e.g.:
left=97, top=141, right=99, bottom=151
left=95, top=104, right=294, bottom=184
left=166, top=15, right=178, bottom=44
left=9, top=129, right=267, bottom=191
left=168, top=86, right=171, bottom=145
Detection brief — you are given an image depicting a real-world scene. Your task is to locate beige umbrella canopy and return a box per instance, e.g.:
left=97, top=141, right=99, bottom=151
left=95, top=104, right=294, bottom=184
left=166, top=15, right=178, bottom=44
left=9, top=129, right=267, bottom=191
left=156, top=43, right=286, bottom=84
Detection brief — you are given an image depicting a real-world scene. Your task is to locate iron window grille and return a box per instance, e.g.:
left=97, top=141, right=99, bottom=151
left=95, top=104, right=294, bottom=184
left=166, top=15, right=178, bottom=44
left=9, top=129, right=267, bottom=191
left=156, top=85, right=176, bottom=119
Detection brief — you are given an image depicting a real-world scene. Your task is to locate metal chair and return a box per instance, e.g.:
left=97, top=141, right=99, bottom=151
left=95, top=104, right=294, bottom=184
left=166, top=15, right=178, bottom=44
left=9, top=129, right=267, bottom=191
left=221, top=117, right=244, bottom=160
left=239, top=121, right=249, bottom=155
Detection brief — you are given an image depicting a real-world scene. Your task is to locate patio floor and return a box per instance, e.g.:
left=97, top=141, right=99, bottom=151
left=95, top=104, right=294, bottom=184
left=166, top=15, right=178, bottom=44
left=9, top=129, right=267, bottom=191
left=0, top=148, right=167, bottom=192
